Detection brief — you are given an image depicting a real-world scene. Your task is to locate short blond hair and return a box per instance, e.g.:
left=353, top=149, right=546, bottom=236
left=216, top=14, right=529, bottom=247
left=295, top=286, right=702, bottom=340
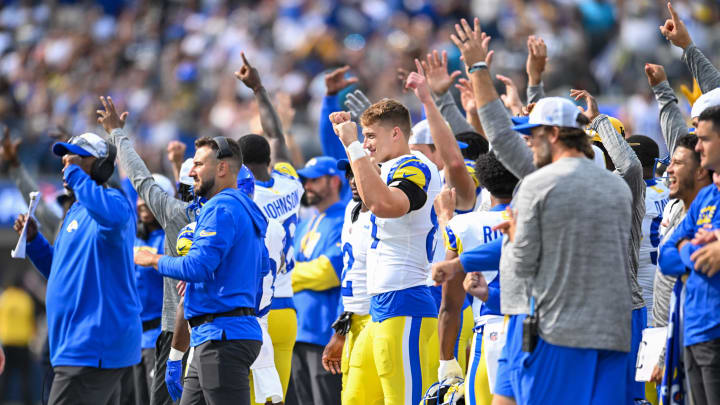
left=360, top=99, right=412, bottom=138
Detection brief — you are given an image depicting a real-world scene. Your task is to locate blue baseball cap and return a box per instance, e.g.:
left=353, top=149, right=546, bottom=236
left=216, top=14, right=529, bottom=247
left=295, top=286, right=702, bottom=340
left=297, top=156, right=340, bottom=180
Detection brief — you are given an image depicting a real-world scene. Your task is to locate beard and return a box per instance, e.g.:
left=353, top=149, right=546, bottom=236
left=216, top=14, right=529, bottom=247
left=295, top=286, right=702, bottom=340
left=305, top=191, right=322, bottom=206
left=533, top=139, right=553, bottom=168
left=195, top=176, right=215, bottom=199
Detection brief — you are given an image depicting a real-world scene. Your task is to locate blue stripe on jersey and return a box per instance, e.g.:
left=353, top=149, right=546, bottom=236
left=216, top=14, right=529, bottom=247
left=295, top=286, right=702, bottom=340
left=409, top=317, right=423, bottom=405
left=426, top=207, right=438, bottom=261
left=650, top=215, right=663, bottom=247
left=386, top=156, right=432, bottom=192
left=467, top=332, right=482, bottom=405
left=370, top=214, right=379, bottom=249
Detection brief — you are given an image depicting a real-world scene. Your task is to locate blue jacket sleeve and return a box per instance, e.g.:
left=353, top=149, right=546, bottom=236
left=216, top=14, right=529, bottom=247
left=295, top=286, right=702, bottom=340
left=157, top=205, right=237, bottom=282
left=485, top=284, right=501, bottom=314
left=64, top=165, right=132, bottom=228
left=26, top=233, right=53, bottom=279
left=459, top=238, right=502, bottom=272
left=319, top=95, right=347, bottom=160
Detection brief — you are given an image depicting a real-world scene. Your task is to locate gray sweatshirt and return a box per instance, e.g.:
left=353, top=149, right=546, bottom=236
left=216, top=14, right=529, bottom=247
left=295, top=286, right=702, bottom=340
left=478, top=99, right=635, bottom=351
left=652, top=81, right=687, bottom=157
left=109, top=128, right=193, bottom=332
left=434, top=90, right=476, bottom=135
left=682, top=44, right=720, bottom=93
left=526, top=84, right=545, bottom=105
left=589, top=114, right=646, bottom=310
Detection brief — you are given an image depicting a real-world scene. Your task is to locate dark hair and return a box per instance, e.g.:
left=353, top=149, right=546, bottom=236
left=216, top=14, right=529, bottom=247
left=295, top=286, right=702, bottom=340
left=360, top=99, right=412, bottom=137
left=676, top=134, right=701, bottom=164
left=553, top=125, right=592, bottom=155
left=698, top=105, right=720, bottom=133
left=627, top=135, right=659, bottom=169
left=195, top=136, right=243, bottom=169
left=238, top=134, right=271, bottom=166
left=455, top=131, right=489, bottom=161
left=474, top=151, right=519, bottom=199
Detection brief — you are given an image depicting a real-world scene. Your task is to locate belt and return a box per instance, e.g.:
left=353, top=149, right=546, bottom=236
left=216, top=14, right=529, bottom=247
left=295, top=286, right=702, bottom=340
left=188, top=307, right=255, bottom=328
left=142, top=318, right=161, bottom=332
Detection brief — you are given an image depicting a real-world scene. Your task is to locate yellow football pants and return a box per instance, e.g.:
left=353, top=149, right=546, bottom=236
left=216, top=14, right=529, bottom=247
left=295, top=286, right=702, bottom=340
left=341, top=313, right=372, bottom=390
left=343, top=316, right=437, bottom=405
left=465, top=330, right=493, bottom=405
left=267, top=308, right=297, bottom=397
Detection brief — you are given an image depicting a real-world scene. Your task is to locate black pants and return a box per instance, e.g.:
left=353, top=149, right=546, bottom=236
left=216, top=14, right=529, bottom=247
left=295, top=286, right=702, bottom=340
left=0, top=345, right=33, bottom=405
left=685, top=338, right=720, bottom=405
left=179, top=339, right=261, bottom=405
left=134, top=348, right=156, bottom=405
left=48, top=366, right=132, bottom=405
left=151, top=331, right=176, bottom=405
left=289, top=342, right=341, bottom=405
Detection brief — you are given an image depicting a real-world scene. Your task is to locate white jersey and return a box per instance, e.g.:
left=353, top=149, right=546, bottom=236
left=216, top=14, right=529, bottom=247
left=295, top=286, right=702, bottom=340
left=444, top=206, right=509, bottom=325
left=258, top=220, right=286, bottom=316
left=340, top=201, right=372, bottom=315
left=366, top=151, right=442, bottom=295
left=638, top=180, right=670, bottom=325
left=254, top=168, right=304, bottom=299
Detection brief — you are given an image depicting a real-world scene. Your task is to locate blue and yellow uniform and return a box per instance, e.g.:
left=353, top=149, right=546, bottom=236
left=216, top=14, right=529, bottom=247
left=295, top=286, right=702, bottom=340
left=291, top=200, right=345, bottom=347
left=344, top=152, right=442, bottom=405
left=134, top=229, right=165, bottom=350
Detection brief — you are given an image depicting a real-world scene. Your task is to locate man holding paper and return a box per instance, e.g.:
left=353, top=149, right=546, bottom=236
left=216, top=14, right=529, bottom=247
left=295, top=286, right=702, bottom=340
left=13, top=133, right=141, bottom=405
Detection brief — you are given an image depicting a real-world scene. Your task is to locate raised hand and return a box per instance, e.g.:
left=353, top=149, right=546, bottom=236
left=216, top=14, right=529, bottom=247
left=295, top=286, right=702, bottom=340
left=167, top=141, right=186, bottom=166
left=569, top=89, right=600, bottom=122
left=644, top=63, right=668, bottom=87
left=13, top=214, right=37, bottom=242
left=344, top=89, right=372, bottom=121
left=526, top=36, right=547, bottom=86
left=659, top=2, right=692, bottom=50
left=496, top=74, right=524, bottom=116
left=455, top=78, right=476, bottom=113
left=234, top=52, right=263, bottom=92
left=405, top=59, right=433, bottom=104
left=423, top=50, right=461, bottom=95
left=433, top=187, right=456, bottom=223
left=325, top=65, right=358, bottom=96
left=450, top=18, right=494, bottom=69
left=96, top=96, right=128, bottom=134
left=0, top=126, right=21, bottom=167
left=396, top=68, right=411, bottom=93
left=329, top=111, right=358, bottom=147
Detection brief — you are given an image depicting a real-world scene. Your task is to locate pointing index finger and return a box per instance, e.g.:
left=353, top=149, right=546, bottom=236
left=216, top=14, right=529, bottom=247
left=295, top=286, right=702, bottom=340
left=667, top=2, right=679, bottom=23
left=241, top=52, right=251, bottom=67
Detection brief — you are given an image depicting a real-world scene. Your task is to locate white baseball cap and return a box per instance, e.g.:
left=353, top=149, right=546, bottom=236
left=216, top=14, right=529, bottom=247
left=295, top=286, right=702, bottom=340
left=512, top=97, right=583, bottom=135
left=691, top=87, right=720, bottom=118
left=52, top=132, right=110, bottom=158
left=179, top=158, right=194, bottom=186
left=409, top=119, right=468, bottom=148
left=152, top=173, right=175, bottom=196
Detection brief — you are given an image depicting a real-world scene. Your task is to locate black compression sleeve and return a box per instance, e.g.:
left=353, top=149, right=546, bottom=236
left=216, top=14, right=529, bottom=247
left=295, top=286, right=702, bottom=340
left=389, top=178, right=427, bottom=212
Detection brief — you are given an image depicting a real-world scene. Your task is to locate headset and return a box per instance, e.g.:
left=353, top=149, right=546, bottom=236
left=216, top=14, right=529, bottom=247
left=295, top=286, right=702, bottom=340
left=213, top=136, right=233, bottom=159
left=90, top=141, right=117, bottom=184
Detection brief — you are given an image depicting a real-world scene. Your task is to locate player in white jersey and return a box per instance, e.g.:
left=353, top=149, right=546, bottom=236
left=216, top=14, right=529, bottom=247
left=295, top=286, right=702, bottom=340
left=321, top=159, right=372, bottom=395
left=239, top=134, right=303, bottom=398
left=433, top=151, right=518, bottom=405
left=329, top=83, right=442, bottom=403
left=629, top=135, right=670, bottom=326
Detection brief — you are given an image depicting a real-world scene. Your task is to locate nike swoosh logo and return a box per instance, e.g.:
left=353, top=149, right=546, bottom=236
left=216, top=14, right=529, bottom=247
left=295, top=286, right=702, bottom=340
left=198, top=230, right=216, bottom=237
left=402, top=173, right=416, bottom=178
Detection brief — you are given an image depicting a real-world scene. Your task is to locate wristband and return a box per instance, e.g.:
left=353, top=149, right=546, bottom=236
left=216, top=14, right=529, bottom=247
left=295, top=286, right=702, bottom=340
left=347, top=141, right=367, bottom=161
left=468, top=62, right=488, bottom=74
left=169, top=348, right=185, bottom=361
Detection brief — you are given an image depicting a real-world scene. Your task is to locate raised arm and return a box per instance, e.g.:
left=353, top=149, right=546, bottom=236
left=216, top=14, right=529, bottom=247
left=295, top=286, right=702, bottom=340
left=407, top=61, right=476, bottom=211
left=167, top=141, right=186, bottom=185
left=422, top=49, right=476, bottom=135
left=234, top=53, right=291, bottom=164
left=63, top=165, right=132, bottom=228
left=453, top=18, right=536, bottom=179
left=525, top=36, right=547, bottom=104
left=320, top=66, right=359, bottom=160
left=97, top=96, right=191, bottom=228
left=645, top=64, right=687, bottom=155
left=660, top=2, right=720, bottom=92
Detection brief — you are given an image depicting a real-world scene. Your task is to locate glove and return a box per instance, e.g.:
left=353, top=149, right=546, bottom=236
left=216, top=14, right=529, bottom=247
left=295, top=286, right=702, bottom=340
left=165, top=359, right=183, bottom=401
left=344, top=90, right=372, bottom=121
left=331, top=311, right=353, bottom=335
left=438, top=358, right=463, bottom=384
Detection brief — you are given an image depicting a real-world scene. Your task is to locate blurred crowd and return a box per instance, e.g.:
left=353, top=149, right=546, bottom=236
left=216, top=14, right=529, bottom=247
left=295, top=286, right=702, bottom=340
left=0, top=0, right=717, bottom=179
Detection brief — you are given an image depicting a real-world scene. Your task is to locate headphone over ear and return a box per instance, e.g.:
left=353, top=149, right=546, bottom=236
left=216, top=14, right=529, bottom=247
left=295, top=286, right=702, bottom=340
left=90, top=142, right=117, bottom=184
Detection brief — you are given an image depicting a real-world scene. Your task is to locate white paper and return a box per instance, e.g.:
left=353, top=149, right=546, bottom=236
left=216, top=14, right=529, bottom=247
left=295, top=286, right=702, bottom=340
left=11, top=191, right=40, bottom=259
left=635, top=326, right=667, bottom=382
left=482, top=315, right=507, bottom=394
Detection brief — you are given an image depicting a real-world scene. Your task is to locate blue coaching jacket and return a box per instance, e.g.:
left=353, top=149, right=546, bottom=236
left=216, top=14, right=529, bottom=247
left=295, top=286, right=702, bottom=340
left=158, top=188, right=267, bottom=347
left=660, top=183, right=720, bottom=347
left=291, top=200, right=345, bottom=346
left=27, top=165, right=141, bottom=368
left=134, top=228, right=165, bottom=349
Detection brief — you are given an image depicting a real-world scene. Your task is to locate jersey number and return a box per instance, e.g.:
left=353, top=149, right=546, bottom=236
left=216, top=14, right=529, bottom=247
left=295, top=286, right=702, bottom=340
left=341, top=242, right=354, bottom=297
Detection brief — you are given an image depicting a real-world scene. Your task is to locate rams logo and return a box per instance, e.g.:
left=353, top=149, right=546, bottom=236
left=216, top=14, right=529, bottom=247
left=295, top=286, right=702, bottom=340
left=176, top=222, right=196, bottom=256
left=391, top=158, right=430, bottom=191
left=66, top=220, right=78, bottom=233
